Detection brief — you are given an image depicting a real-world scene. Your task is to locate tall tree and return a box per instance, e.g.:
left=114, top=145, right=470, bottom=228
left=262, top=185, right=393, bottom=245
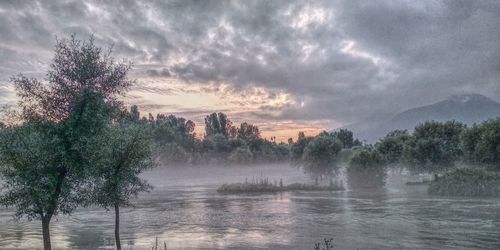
left=204, top=112, right=233, bottom=137
left=93, top=124, right=155, bottom=250
left=1, top=35, right=131, bottom=250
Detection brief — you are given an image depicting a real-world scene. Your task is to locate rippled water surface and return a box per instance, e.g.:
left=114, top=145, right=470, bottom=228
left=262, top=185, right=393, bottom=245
left=1, top=164, right=499, bottom=249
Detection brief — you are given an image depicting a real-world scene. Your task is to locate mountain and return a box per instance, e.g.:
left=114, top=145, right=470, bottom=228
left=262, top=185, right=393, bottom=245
left=347, top=94, right=500, bottom=143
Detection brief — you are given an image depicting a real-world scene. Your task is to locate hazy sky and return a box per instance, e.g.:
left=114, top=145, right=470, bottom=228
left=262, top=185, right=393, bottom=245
left=1, top=0, right=499, bottom=141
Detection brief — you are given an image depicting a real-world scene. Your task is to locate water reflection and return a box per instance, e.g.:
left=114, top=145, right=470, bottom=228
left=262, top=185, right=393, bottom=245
left=0, top=165, right=500, bottom=249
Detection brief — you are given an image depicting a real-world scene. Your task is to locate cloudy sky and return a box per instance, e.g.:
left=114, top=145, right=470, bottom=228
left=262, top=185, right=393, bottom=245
left=1, top=0, right=499, bottom=141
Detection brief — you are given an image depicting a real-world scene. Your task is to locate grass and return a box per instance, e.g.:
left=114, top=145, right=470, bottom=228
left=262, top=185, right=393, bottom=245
left=217, top=176, right=345, bottom=194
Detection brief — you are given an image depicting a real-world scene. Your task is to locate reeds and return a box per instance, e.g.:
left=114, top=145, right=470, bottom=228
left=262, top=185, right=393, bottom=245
left=217, top=176, right=344, bottom=193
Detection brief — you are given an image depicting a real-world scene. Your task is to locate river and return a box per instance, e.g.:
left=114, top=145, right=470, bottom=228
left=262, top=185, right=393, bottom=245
left=0, top=164, right=499, bottom=249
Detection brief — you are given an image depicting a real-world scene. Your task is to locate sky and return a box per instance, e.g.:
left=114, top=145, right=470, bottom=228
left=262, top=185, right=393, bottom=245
left=0, top=0, right=499, bottom=141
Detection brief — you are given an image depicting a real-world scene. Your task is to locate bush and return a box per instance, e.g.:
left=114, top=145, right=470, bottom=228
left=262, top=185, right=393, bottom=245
left=428, top=168, right=500, bottom=197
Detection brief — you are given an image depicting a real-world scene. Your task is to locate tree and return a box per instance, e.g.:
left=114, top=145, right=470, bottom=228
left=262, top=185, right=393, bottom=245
left=0, top=123, right=68, bottom=250
left=1, top=35, right=131, bottom=250
left=404, top=121, right=465, bottom=174
left=375, top=130, right=411, bottom=167
left=14, top=35, right=131, bottom=123
left=93, top=124, right=154, bottom=250
left=461, top=118, right=500, bottom=170
left=237, top=122, right=261, bottom=141
left=302, top=134, right=342, bottom=184
left=291, top=132, right=313, bottom=165
left=331, top=129, right=355, bottom=148
left=204, top=112, right=233, bottom=137
left=347, top=147, right=387, bottom=188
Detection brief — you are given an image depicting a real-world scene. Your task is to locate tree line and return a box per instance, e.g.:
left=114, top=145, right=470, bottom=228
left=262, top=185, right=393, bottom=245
left=124, top=109, right=291, bottom=166
left=291, top=119, right=500, bottom=190
left=2, top=35, right=500, bottom=250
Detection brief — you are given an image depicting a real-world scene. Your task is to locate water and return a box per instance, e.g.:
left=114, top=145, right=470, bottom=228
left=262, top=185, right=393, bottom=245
left=1, top=164, right=499, bottom=249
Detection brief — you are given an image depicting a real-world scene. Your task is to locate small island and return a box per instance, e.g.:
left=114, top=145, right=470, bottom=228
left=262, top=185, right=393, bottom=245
left=217, top=178, right=345, bottom=194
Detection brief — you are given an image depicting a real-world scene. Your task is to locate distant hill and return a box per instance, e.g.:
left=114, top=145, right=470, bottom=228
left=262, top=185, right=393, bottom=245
left=346, top=94, right=500, bottom=143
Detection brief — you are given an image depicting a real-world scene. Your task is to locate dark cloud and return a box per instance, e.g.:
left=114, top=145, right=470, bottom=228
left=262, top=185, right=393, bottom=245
left=1, top=0, right=499, bottom=127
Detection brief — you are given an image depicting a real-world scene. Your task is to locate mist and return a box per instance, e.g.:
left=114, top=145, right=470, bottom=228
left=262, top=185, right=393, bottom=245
left=1, top=1, right=500, bottom=250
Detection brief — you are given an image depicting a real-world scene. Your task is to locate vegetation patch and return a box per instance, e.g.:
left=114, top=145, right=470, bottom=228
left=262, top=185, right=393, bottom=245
left=217, top=178, right=344, bottom=194
left=428, top=168, right=500, bottom=197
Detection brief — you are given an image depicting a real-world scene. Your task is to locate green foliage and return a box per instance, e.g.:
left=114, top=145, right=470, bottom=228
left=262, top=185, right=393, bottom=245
left=375, top=130, right=410, bottom=165
left=302, top=134, right=342, bottom=181
left=331, top=129, right=356, bottom=148
left=461, top=118, right=500, bottom=170
left=93, top=124, right=155, bottom=208
left=428, top=168, right=500, bottom=197
left=204, top=112, right=233, bottom=137
left=1, top=35, right=133, bottom=249
left=0, top=122, right=69, bottom=220
left=404, top=121, right=465, bottom=173
left=347, top=147, right=387, bottom=188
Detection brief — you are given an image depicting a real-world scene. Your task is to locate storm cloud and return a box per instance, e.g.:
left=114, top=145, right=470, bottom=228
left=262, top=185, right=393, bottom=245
left=1, top=0, right=499, bottom=131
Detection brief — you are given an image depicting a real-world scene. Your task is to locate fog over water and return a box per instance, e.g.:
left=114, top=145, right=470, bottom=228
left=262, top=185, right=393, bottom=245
left=0, top=164, right=499, bottom=249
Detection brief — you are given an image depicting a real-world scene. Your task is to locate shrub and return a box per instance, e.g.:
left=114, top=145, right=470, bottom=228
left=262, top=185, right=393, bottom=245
left=428, top=168, right=500, bottom=197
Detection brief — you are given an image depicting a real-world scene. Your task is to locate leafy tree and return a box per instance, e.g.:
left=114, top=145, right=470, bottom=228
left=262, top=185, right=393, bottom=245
left=404, top=121, right=465, bottom=174
left=204, top=112, right=233, bottom=137
left=291, top=132, right=313, bottom=165
left=331, top=129, right=355, bottom=148
left=236, top=122, right=261, bottom=141
left=1, top=35, right=131, bottom=250
left=461, top=118, right=500, bottom=170
left=93, top=124, right=154, bottom=250
left=14, top=35, right=131, bottom=123
left=302, top=134, right=342, bottom=184
left=0, top=123, right=68, bottom=250
left=375, top=130, right=411, bottom=167
left=347, top=147, right=387, bottom=188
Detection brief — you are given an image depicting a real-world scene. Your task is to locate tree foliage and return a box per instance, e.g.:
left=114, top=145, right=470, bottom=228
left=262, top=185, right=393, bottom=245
left=302, top=134, right=342, bottom=182
left=0, top=35, right=132, bottom=250
left=461, top=118, right=500, bottom=170
left=404, top=121, right=465, bottom=173
left=347, top=146, right=387, bottom=188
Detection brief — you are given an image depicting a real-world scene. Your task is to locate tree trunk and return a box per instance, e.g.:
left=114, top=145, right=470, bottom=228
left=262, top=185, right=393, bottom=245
left=115, top=204, right=121, bottom=250
left=42, top=215, right=52, bottom=250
